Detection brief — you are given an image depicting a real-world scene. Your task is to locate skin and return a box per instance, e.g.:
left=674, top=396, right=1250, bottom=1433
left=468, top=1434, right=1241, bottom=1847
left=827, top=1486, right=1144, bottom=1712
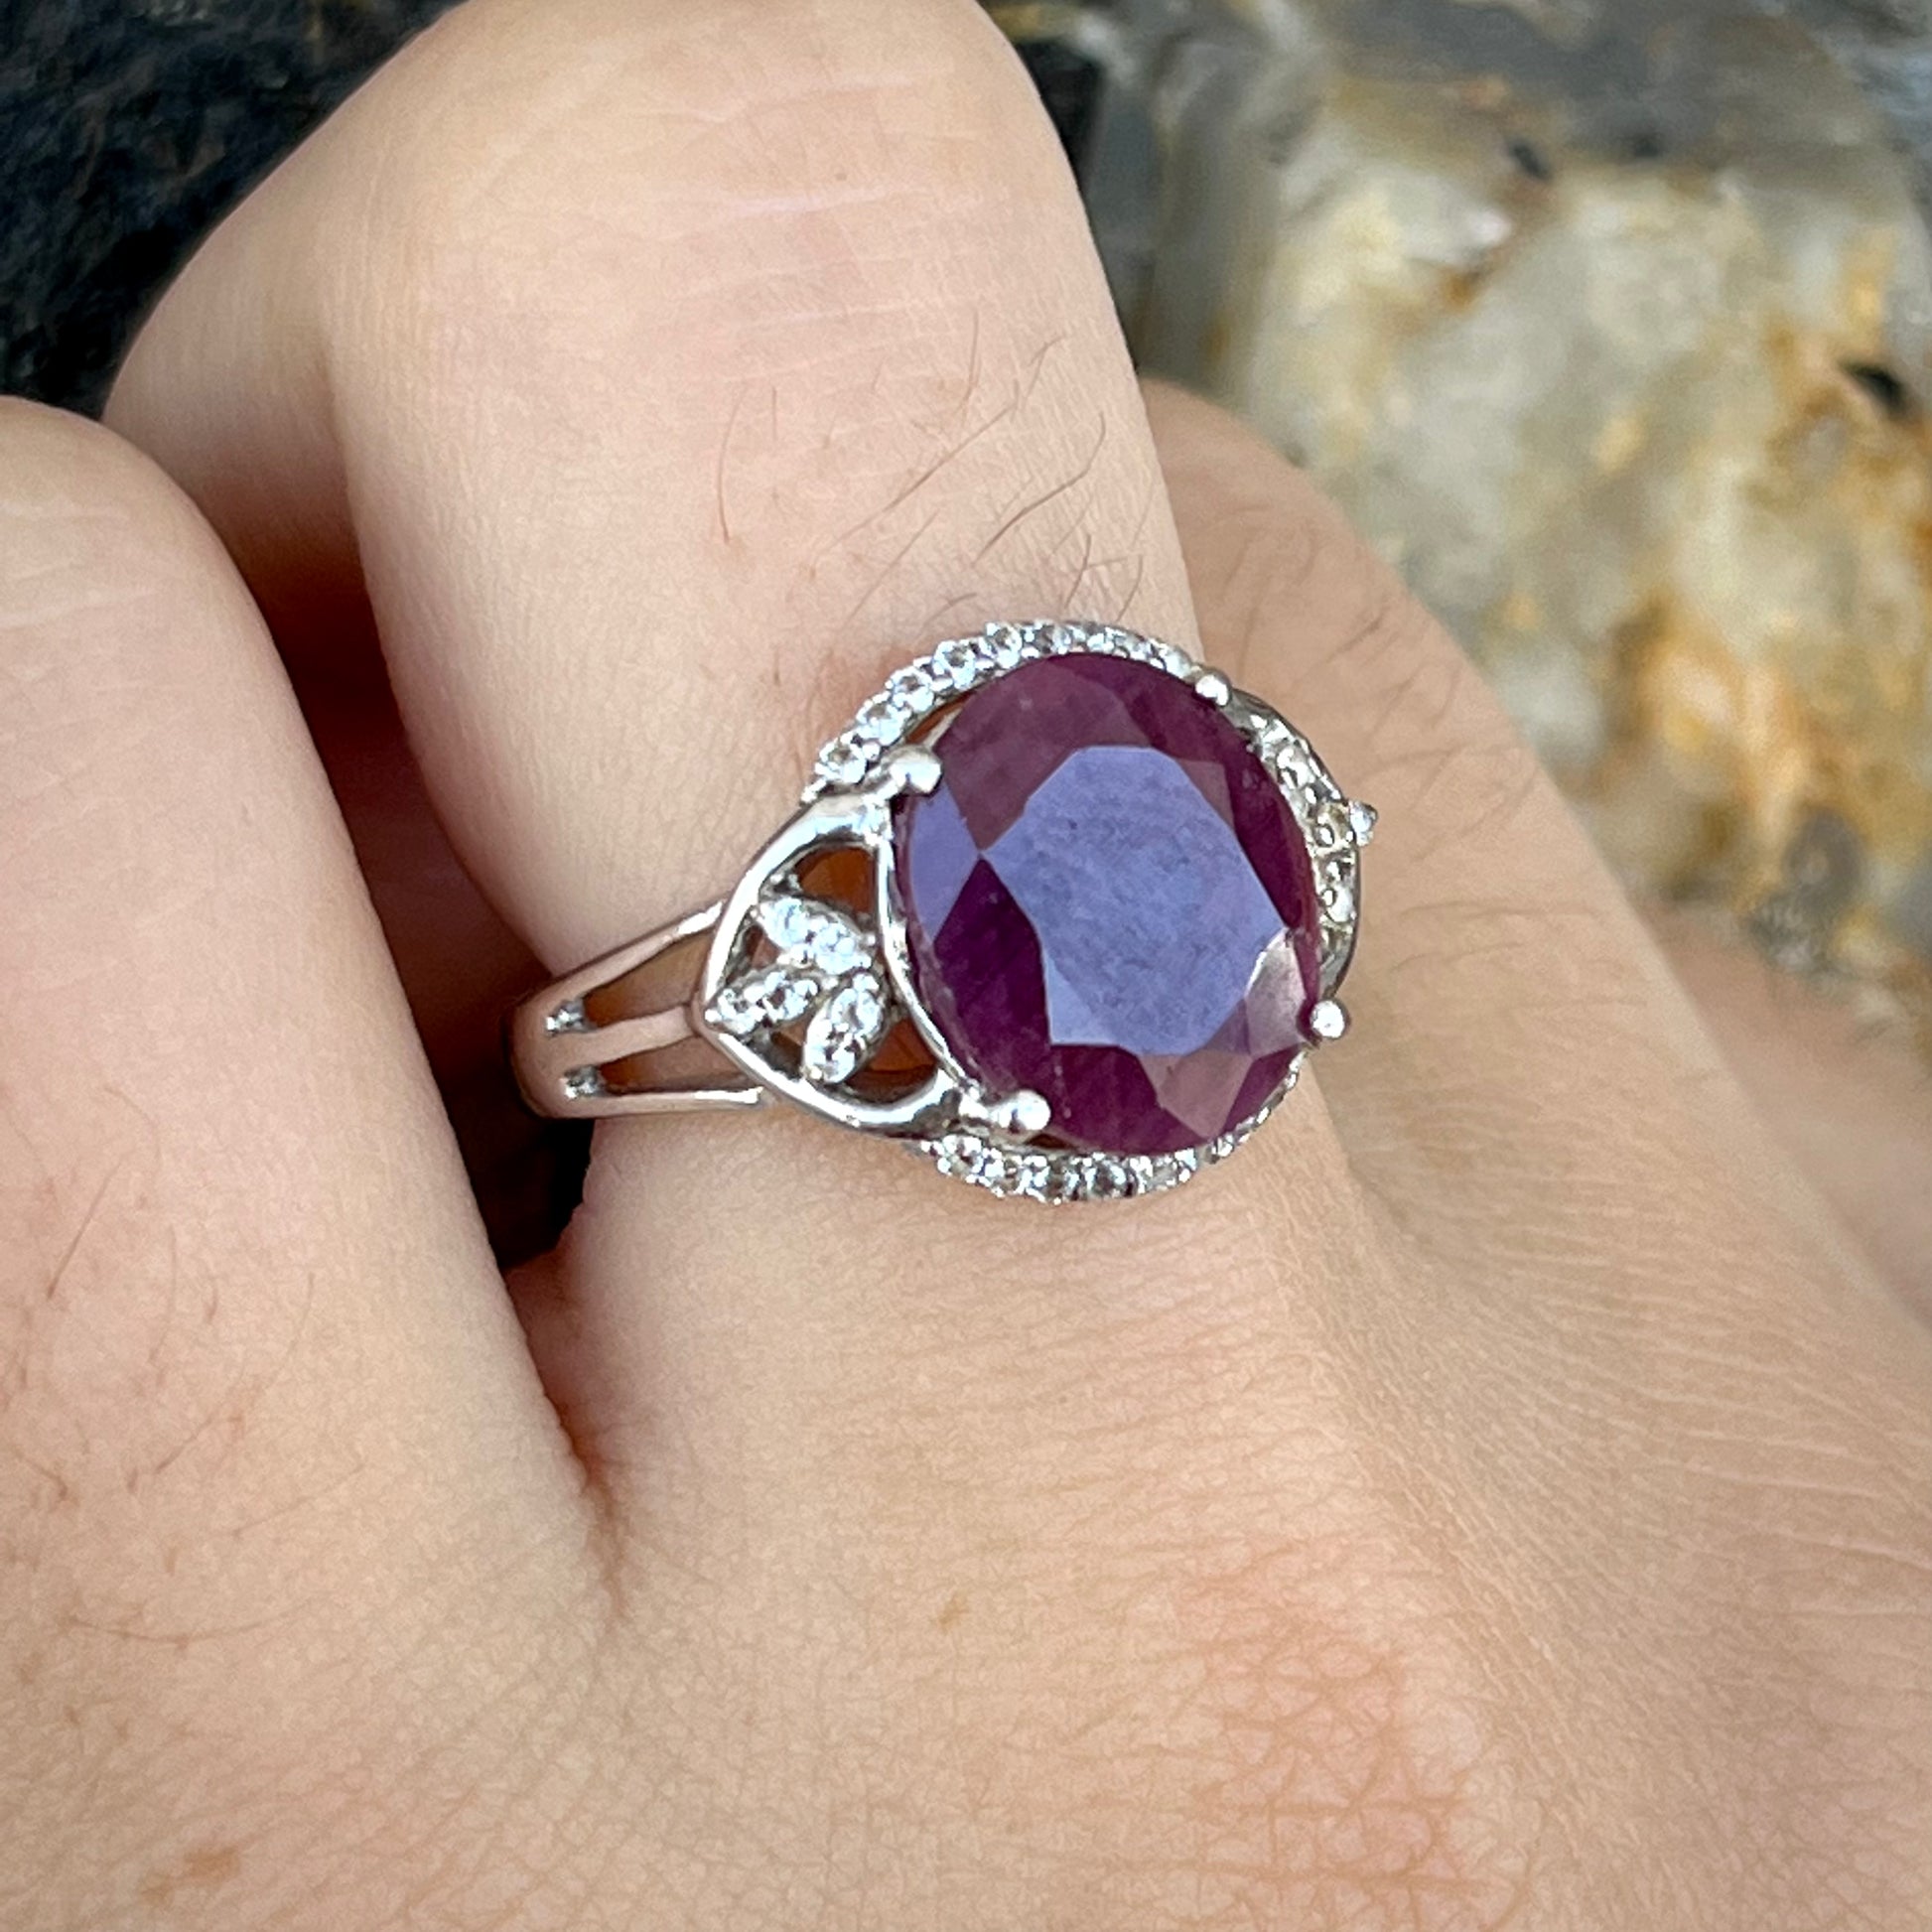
left=1, top=0, right=1928, bottom=1924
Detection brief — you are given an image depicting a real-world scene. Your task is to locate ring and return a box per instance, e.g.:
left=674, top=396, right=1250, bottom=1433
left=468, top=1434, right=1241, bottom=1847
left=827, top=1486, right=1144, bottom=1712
left=509, top=621, right=1372, bottom=1202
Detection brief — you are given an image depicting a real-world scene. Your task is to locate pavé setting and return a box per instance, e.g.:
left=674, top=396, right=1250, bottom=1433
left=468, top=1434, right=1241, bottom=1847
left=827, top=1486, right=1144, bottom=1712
left=510, top=621, right=1370, bottom=1203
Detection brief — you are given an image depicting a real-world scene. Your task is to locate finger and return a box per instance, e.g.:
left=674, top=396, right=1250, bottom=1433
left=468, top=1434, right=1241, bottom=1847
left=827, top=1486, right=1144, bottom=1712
left=298, top=641, right=591, bottom=1266
left=112, top=0, right=1201, bottom=965
left=0, top=405, right=592, bottom=1903
left=1141, top=380, right=1865, bottom=1258
left=1139, top=398, right=1932, bottom=1932
left=1651, top=909, right=1932, bottom=1319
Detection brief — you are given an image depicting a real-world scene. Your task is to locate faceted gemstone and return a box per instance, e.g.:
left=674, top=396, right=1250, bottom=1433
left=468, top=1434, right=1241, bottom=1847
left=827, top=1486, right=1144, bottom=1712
left=801, top=972, right=889, bottom=1087
left=892, top=653, right=1322, bottom=1156
left=711, top=963, right=823, bottom=1037
left=759, top=895, right=873, bottom=977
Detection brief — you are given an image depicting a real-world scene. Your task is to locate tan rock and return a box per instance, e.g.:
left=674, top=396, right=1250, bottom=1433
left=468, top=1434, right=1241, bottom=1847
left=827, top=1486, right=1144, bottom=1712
left=1122, top=5, right=1932, bottom=1037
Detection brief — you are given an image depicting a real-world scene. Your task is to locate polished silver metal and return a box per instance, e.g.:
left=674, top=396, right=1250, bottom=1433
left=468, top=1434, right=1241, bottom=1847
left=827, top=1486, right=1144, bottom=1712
left=509, top=620, right=1372, bottom=1202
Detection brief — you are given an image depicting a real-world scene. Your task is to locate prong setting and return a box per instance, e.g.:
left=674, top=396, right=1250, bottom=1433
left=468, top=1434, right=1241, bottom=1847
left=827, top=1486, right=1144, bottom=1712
left=702, top=620, right=1368, bottom=1202
left=1310, top=999, right=1349, bottom=1041
left=958, top=1087, right=1051, bottom=1139
left=881, top=742, right=943, bottom=798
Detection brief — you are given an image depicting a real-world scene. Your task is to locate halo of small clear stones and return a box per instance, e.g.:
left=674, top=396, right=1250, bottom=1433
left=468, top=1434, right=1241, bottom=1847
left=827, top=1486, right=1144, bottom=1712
left=918, top=1088, right=1285, bottom=1203
left=800, top=621, right=1199, bottom=803
left=790, top=619, right=1357, bottom=1203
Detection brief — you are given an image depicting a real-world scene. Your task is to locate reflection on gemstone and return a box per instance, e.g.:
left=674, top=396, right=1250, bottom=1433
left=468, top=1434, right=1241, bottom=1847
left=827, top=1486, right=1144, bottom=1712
left=893, top=654, right=1321, bottom=1156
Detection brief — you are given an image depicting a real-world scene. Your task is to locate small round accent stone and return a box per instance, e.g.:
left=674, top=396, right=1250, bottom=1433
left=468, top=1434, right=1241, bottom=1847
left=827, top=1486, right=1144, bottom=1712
left=1310, top=799, right=1354, bottom=852
left=941, top=1135, right=986, bottom=1180
left=816, top=736, right=873, bottom=787
left=985, top=623, right=1028, bottom=670
left=892, top=651, right=1322, bottom=1157
left=1013, top=1152, right=1051, bottom=1199
left=934, top=638, right=985, bottom=689
left=853, top=697, right=904, bottom=747
left=888, top=665, right=937, bottom=714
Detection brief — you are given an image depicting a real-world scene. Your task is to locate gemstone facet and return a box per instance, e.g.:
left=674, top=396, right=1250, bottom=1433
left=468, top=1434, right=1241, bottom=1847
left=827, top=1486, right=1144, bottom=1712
left=892, top=653, right=1322, bottom=1156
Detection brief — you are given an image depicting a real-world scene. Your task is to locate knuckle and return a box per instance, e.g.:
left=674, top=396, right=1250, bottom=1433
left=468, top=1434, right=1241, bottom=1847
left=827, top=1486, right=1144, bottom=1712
left=0, top=401, right=199, bottom=569
left=0, top=403, right=246, bottom=722
left=765, top=1277, right=1551, bottom=1927
left=0, top=396, right=148, bottom=503
left=332, top=0, right=1044, bottom=298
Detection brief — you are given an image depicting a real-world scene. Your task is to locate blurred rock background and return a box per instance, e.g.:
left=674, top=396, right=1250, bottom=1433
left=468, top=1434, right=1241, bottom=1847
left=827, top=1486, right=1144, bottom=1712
left=7, top=0, right=1932, bottom=1052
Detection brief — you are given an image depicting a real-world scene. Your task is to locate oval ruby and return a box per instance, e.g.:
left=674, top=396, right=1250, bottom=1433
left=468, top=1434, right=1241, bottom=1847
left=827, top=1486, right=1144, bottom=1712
left=892, top=653, right=1321, bottom=1157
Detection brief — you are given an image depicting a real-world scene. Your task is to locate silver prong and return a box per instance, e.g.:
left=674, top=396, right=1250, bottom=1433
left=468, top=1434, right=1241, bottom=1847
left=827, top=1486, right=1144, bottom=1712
left=1309, top=999, right=1349, bottom=1042
left=958, top=1087, right=1051, bottom=1139
left=1347, top=799, right=1379, bottom=845
left=1189, top=668, right=1232, bottom=706
left=879, top=743, right=943, bottom=797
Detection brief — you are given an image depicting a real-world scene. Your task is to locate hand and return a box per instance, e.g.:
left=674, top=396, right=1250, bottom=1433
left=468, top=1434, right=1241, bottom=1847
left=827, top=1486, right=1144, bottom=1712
left=4, top=1, right=1927, bottom=1924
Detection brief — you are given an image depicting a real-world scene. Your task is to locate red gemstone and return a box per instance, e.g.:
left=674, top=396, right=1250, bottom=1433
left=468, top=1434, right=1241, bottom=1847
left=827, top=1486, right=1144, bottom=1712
left=892, top=653, right=1321, bottom=1156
